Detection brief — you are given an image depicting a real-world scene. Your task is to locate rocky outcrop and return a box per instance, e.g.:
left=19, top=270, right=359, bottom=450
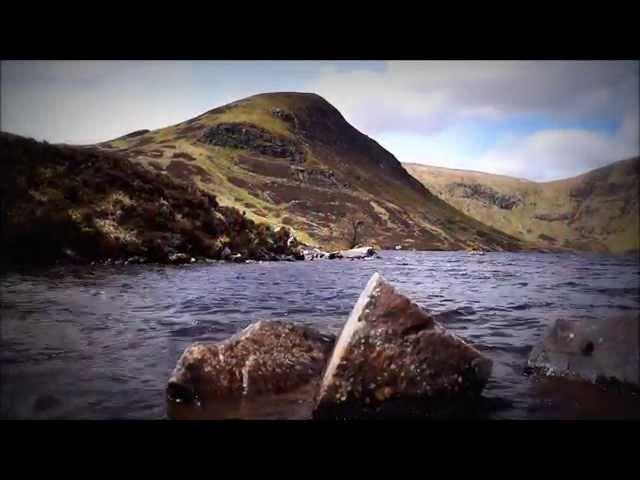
left=449, top=182, right=522, bottom=210
left=167, top=320, right=335, bottom=406
left=533, top=212, right=574, bottom=222
left=200, top=122, right=305, bottom=162
left=272, top=108, right=298, bottom=129
left=527, top=316, right=639, bottom=388
left=313, top=273, right=493, bottom=419
left=302, top=247, right=329, bottom=260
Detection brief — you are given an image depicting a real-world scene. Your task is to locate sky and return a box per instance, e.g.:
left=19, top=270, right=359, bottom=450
left=1, top=60, right=638, bottom=181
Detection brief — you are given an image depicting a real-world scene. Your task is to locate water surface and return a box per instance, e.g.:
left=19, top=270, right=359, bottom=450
left=1, top=251, right=639, bottom=419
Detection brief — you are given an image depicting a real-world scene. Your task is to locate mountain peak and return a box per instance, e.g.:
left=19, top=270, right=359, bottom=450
left=97, top=92, right=523, bottom=251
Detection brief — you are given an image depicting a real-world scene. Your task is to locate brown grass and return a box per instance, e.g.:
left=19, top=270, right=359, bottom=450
left=166, top=160, right=213, bottom=184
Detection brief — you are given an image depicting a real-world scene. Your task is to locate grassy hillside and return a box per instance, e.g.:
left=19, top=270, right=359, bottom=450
left=94, top=92, right=523, bottom=252
left=405, top=159, right=640, bottom=254
left=0, top=132, right=303, bottom=265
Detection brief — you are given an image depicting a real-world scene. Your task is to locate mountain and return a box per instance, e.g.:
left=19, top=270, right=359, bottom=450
left=0, top=132, right=303, bottom=265
left=404, top=158, right=640, bottom=254
left=93, top=92, right=522, bottom=251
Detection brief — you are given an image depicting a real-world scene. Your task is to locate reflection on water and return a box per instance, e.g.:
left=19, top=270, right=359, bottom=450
left=167, top=382, right=319, bottom=420
left=1, top=251, right=639, bottom=419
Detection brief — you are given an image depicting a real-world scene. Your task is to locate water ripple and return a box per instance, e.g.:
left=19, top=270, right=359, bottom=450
left=1, top=250, right=638, bottom=419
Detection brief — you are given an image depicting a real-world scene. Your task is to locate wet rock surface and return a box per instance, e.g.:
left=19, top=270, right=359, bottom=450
left=167, top=320, right=335, bottom=414
left=527, top=315, right=639, bottom=388
left=313, top=272, right=493, bottom=419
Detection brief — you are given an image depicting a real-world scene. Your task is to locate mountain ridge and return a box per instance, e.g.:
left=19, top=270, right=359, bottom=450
left=405, top=157, right=640, bottom=253
left=93, top=92, right=524, bottom=251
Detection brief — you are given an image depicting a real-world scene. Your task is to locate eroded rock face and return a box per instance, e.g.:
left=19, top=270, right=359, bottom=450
left=313, top=273, right=493, bottom=419
left=199, top=122, right=305, bottom=162
left=449, top=182, right=522, bottom=210
left=527, top=316, right=639, bottom=387
left=167, top=321, right=335, bottom=406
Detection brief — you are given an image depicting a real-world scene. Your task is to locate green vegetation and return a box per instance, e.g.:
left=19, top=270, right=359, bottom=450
left=0, top=133, right=303, bottom=265
left=405, top=159, right=640, bottom=254
left=90, top=92, right=524, bottom=252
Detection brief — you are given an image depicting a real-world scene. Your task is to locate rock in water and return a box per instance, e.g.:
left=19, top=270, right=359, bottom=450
left=167, top=320, right=335, bottom=406
left=527, top=316, right=639, bottom=387
left=313, top=273, right=493, bottom=419
left=339, top=246, right=376, bottom=259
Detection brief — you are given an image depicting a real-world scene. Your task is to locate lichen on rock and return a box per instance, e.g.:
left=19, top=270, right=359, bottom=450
left=167, top=320, right=335, bottom=407
left=313, top=272, right=493, bottom=419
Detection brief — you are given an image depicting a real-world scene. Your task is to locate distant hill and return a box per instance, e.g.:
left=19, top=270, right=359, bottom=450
left=90, top=92, right=522, bottom=251
left=405, top=158, right=640, bottom=254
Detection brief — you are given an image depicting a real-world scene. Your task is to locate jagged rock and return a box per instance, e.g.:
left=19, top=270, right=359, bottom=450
left=313, top=273, right=493, bottom=419
left=303, top=248, right=329, bottom=260
left=533, top=212, right=574, bottom=222
left=168, top=252, right=191, bottom=264
left=199, top=122, right=304, bottom=160
left=450, top=182, right=522, bottom=210
left=271, top=108, right=297, bottom=128
left=167, top=320, right=335, bottom=406
left=254, top=248, right=277, bottom=262
left=527, top=316, right=639, bottom=387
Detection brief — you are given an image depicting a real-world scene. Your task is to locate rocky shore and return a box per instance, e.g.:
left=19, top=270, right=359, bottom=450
left=2, top=132, right=378, bottom=268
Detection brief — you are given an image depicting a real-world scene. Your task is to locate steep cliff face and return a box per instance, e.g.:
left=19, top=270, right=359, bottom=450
left=405, top=158, right=640, bottom=254
left=96, top=92, right=522, bottom=251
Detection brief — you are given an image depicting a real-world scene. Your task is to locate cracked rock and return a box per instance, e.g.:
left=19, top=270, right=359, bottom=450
left=313, top=272, right=493, bottom=419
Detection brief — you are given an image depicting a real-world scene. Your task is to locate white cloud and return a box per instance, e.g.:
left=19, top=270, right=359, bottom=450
left=2, top=60, right=637, bottom=180
left=307, top=61, right=639, bottom=180
left=1, top=61, right=204, bottom=143
left=457, top=123, right=639, bottom=181
left=307, top=60, right=639, bottom=136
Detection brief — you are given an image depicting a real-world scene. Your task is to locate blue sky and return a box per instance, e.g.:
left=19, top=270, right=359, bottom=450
left=1, top=60, right=638, bottom=181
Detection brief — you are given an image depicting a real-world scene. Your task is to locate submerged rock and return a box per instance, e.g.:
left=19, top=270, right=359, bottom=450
left=313, top=273, right=492, bottom=419
left=527, top=316, right=639, bottom=388
left=167, top=320, right=335, bottom=407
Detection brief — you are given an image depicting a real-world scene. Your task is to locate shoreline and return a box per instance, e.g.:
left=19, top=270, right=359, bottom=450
left=3, top=248, right=637, bottom=273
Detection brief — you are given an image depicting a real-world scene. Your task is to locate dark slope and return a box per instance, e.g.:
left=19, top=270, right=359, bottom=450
left=0, top=132, right=303, bottom=265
